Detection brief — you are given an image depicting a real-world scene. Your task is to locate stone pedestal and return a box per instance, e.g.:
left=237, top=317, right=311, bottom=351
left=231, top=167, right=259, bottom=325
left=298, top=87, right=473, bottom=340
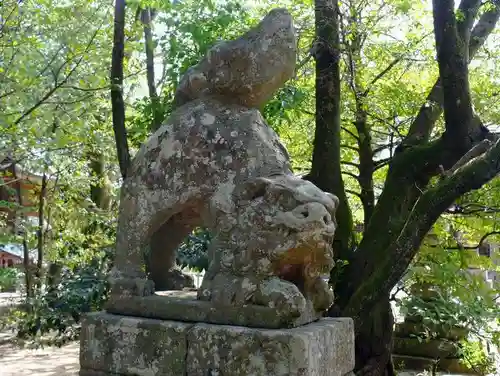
left=79, top=312, right=355, bottom=376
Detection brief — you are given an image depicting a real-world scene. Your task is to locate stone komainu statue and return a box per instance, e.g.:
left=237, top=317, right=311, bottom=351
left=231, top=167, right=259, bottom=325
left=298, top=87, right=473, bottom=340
left=108, top=8, right=339, bottom=322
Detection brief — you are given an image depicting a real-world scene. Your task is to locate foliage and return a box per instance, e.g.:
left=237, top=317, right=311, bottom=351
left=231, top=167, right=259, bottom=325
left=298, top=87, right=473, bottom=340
left=400, top=246, right=499, bottom=328
left=396, top=230, right=499, bottom=372
left=1, top=247, right=112, bottom=347
left=175, top=228, right=212, bottom=272
left=457, top=339, right=497, bottom=375
left=0, top=267, right=20, bottom=292
left=0, top=0, right=499, bottom=373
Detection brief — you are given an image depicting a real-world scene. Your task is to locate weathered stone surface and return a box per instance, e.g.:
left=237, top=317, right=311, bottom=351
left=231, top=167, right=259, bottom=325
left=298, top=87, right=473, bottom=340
left=392, top=354, right=476, bottom=374
left=199, top=174, right=338, bottom=321
left=79, top=312, right=355, bottom=376
left=109, top=175, right=339, bottom=326
left=394, top=321, right=469, bottom=341
left=393, top=336, right=458, bottom=358
left=82, top=7, right=354, bottom=376
left=186, top=318, right=355, bottom=376
left=108, top=6, right=337, bottom=329
left=173, top=8, right=297, bottom=109
left=109, top=8, right=297, bottom=296
left=109, top=97, right=292, bottom=294
left=79, top=313, right=188, bottom=375
left=106, top=290, right=324, bottom=329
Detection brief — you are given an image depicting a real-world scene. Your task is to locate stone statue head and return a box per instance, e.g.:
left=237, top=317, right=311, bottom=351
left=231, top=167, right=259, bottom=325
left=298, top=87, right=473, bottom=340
left=202, top=174, right=338, bottom=315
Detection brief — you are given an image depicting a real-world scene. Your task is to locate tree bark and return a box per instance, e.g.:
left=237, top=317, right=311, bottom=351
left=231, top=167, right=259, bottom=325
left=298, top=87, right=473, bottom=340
left=342, top=5, right=375, bottom=228
left=141, top=8, right=163, bottom=132
left=432, top=0, right=474, bottom=149
left=89, top=151, right=111, bottom=210
left=111, top=0, right=131, bottom=180
left=308, top=0, right=354, bottom=261
left=349, top=298, right=396, bottom=376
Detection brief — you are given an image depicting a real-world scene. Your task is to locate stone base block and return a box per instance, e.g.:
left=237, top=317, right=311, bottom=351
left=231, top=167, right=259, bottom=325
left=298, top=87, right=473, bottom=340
left=393, top=354, right=476, bottom=374
left=393, top=336, right=458, bottom=358
left=79, top=312, right=354, bottom=376
left=105, top=290, right=324, bottom=329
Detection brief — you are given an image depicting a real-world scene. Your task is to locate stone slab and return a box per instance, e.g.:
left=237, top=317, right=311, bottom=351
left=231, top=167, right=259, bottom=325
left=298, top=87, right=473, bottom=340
left=393, top=336, right=458, bottom=358
left=394, top=321, right=469, bottom=341
left=186, top=318, right=355, bottom=376
left=105, top=290, right=324, bottom=329
left=392, top=354, right=475, bottom=374
left=79, top=313, right=188, bottom=376
left=79, top=312, right=355, bottom=376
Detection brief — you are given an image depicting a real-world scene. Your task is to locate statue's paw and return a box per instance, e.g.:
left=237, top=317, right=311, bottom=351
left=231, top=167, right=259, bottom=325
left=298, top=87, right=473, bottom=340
left=199, top=274, right=258, bottom=306
left=110, top=277, right=155, bottom=297
left=308, top=276, right=334, bottom=312
left=154, top=269, right=195, bottom=291
left=255, top=278, right=306, bottom=317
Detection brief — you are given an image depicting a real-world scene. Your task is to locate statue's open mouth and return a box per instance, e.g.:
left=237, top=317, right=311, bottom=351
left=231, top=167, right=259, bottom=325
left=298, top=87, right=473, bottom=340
left=274, top=235, right=333, bottom=294
left=276, top=263, right=306, bottom=292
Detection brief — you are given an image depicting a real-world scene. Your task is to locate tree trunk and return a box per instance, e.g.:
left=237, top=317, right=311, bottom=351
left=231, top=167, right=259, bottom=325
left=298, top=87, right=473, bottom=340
left=35, top=170, right=47, bottom=290
left=141, top=7, right=163, bottom=132
left=308, top=0, right=354, bottom=261
left=89, top=151, right=111, bottom=210
left=111, top=0, right=131, bottom=180
left=351, top=297, right=396, bottom=376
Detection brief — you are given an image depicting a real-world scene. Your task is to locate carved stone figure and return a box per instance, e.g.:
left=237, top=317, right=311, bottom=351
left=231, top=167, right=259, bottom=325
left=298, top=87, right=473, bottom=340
left=107, top=8, right=338, bottom=324
left=80, top=9, right=355, bottom=376
left=109, top=8, right=297, bottom=294
left=199, top=175, right=338, bottom=317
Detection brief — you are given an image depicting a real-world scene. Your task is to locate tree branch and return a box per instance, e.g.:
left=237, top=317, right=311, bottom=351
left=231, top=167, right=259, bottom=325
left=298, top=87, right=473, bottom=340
left=344, top=137, right=500, bottom=326
left=443, top=231, right=500, bottom=249
left=444, top=138, right=493, bottom=175
left=373, top=157, right=392, bottom=170
left=340, top=143, right=359, bottom=152
left=446, top=202, right=500, bottom=215
left=141, top=7, right=163, bottom=132
left=432, top=0, right=475, bottom=147
left=362, top=56, right=403, bottom=96
left=12, top=30, right=100, bottom=126
left=341, top=160, right=360, bottom=169
left=468, top=2, right=500, bottom=56
left=362, top=32, right=433, bottom=96
left=341, top=126, right=360, bottom=140
left=457, top=0, right=483, bottom=55
left=342, top=171, right=360, bottom=180
left=346, top=189, right=362, bottom=199
left=405, top=1, right=500, bottom=143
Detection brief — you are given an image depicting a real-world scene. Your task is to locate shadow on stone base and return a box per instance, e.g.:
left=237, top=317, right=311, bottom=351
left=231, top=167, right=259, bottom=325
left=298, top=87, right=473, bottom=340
left=79, top=312, right=355, bottom=376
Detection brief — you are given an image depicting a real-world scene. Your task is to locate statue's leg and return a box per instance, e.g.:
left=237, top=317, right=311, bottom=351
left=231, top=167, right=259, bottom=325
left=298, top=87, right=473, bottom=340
left=148, top=217, right=195, bottom=290
left=254, top=277, right=306, bottom=317
left=306, top=276, right=334, bottom=312
left=108, top=192, right=155, bottom=298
